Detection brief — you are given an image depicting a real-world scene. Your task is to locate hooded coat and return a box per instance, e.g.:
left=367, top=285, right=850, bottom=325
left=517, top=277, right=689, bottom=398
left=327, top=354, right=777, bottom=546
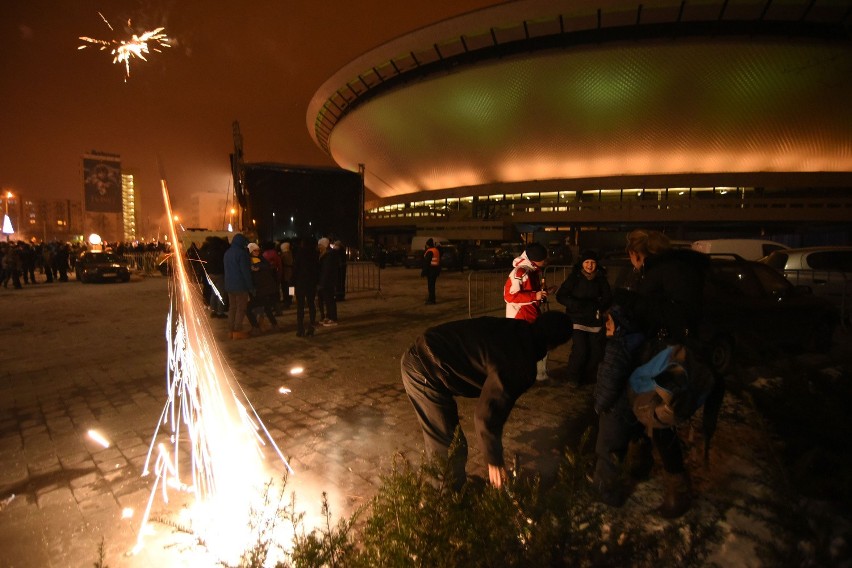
left=223, top=233, right=254, bottom=294
left=504, top=251, right=544, bottom=321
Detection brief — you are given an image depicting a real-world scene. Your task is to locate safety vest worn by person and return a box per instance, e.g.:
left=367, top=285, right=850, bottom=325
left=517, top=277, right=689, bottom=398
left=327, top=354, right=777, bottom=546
left=424, top=246, right=440, bottom=267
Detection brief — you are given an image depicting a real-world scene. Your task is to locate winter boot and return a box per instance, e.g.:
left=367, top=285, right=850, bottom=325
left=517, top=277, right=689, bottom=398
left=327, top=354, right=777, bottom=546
left=658, top=472, right=691, bottom=519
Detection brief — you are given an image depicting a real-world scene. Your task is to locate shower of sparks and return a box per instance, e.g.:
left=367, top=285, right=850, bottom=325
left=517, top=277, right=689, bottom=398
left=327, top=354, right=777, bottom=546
left=78, top=12, right=170, bottom=81
left=134, top=178, right=292, bottom=562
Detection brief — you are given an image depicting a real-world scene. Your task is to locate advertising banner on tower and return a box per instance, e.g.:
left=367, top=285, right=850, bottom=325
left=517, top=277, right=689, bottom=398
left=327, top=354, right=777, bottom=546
left=83, top=156, right=122, bottom=213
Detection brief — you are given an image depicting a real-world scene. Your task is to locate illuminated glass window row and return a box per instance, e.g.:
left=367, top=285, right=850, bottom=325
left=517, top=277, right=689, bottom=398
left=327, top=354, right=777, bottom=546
left=367, top=186, right=745, bottom=219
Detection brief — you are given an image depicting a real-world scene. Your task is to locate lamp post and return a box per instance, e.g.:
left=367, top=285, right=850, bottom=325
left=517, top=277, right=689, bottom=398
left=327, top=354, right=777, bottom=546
left=2, top=191, right=14, bottom=241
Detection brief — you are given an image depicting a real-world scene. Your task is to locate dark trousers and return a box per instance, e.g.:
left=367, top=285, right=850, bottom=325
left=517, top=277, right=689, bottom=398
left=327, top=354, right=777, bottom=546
left=425, top=268, right=440, bottom=302
left=247, top=295, right=278, bottom=328
left=318, top=287, right=337, bottom=321
left=401, top=344, right=468, bottom=489
left=567, top=329, right=605, bottom=384
left=295, top=284, right=317, bottom=333
left=227, top=291, right=250, bottom=332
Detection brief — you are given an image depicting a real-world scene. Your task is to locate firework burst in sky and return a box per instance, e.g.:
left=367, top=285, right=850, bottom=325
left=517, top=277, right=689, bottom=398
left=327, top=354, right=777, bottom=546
left=78, top=12, right=170, bottom=81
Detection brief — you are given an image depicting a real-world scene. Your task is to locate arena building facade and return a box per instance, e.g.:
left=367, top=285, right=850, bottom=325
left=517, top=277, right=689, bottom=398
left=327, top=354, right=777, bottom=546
left=308, top=0, right=852, bottom=250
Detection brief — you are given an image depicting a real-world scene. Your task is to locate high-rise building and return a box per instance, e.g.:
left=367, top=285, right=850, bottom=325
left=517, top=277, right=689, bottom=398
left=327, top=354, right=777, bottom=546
left=121, top=172, right=137, bottom=242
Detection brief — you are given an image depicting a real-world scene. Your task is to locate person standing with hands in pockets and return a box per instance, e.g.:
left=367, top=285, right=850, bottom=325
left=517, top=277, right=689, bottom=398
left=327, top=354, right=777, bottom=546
left=556, top=250, right=612, bottom=385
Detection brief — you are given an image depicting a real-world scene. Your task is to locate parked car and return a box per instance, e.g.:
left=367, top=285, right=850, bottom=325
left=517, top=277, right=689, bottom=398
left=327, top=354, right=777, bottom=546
left=602, top=256, right=837, bottom=373
left=75, top=251, right=131, bottom=283
left=760, top=246, right=852, bottom=321
left=469, top=244, right=522, bottom=270
left=700, top=258, right=837, bottom=373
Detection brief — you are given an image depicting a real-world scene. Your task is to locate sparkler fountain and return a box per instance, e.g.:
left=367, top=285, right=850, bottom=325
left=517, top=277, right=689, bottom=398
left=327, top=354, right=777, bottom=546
left=133, top=178, right=293, bottom=563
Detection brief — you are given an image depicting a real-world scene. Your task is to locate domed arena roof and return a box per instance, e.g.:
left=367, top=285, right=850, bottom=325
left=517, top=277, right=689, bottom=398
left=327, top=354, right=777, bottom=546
left=308, top=0, right=852, bottom=200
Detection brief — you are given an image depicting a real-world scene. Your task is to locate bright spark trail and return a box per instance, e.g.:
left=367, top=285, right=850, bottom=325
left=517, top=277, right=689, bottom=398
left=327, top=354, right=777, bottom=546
left=78, top=12, right=170, bottom=81
left=134, top=178, right=292, bottom=562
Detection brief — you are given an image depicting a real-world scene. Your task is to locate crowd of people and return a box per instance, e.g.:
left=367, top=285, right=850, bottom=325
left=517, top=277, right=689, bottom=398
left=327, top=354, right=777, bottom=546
left=402, top=229, right=721, bottom=519
left=0, top=239, right=172, bottom=289
left=7, top=228, right=720, bottom=519
left=187, top=233, right=348, bottom=340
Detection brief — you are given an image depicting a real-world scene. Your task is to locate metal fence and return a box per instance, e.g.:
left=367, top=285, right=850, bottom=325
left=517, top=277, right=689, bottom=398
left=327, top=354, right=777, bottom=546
left=123, top=251, right=166, bottom=276
left=344, top=261, right=381, bottom=294
left=467, top=265, right=573, bottom=318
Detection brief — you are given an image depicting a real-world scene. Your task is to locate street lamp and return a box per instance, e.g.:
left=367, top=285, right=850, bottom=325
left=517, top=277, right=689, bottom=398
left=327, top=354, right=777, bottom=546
left=2, top=191, right=14, bottom=241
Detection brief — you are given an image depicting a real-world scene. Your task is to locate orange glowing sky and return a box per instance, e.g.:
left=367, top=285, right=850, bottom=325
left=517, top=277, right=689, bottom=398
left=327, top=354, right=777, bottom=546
left=0, top=0, right=497, bottom=221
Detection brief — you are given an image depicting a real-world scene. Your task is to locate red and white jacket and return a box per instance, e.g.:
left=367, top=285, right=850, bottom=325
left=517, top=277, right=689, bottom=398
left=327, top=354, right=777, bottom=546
left=504, top=252, right=544, bottom=322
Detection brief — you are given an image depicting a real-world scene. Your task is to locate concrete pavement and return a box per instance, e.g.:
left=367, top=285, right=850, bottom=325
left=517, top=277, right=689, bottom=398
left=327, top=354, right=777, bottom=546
left=0, top=266, right=590, bottom=567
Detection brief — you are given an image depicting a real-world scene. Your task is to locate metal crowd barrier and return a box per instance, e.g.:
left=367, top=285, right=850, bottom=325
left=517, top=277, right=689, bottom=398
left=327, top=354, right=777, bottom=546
left=344, top=261, right=381, bottom=294
left=467, top=265, right=572, bottom=318
left=122, top=251, right=167, bottom=276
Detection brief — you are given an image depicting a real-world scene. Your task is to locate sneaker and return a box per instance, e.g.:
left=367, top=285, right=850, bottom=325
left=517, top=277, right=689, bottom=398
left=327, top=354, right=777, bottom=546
left=322, top=320, right=338, bottom=327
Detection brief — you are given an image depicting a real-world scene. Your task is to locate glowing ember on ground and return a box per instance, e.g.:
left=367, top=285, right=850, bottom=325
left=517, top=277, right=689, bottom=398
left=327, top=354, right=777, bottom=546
left=78, top=12, right=170, bottom=81
left=278, top=386, right=292, bottom=394
left=134, top=178, right=293, bottom=562
left=87, top=429, right=110, bottom=448
left=289, top=366, right=304, bottom=375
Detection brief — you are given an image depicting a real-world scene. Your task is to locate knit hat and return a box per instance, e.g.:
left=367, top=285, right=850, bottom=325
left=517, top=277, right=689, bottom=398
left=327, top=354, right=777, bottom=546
left=524, top=242, right=547, bottom=262
left=580, top=250, right=598, bottom=263
left=247, top=242, right=260, bottom=253
left=318, top=237, right=330, bottom=248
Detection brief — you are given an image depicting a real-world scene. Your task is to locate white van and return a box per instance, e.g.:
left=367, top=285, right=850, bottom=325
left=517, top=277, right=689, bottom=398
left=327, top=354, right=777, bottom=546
left=691, top=238, right=788, bottom=261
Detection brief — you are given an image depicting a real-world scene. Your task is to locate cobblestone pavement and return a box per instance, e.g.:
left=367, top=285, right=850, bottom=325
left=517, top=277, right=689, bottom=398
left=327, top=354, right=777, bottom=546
left=0, top=267, right=591, bottom=567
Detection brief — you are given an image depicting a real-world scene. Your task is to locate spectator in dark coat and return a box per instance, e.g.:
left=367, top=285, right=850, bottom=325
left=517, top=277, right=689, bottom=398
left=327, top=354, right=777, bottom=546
left=592, top=229, right=709, bottom=518
left=201, top=236, right=228, bottom=318
left=317, top=237, right=339, bottom=326
left=223, top=233, right=255, bottom=340
left=401, top=311, right=573, bottom=490
left=556, top=250, right=612, bottom=385
left=292, top=236, right=320, bottom=337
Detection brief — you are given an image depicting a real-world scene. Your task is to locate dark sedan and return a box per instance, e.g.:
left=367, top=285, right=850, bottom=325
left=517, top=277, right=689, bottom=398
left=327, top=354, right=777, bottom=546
left=602, top=256, right=837, bottom=373
left=75, top=252, right=131, bottom=283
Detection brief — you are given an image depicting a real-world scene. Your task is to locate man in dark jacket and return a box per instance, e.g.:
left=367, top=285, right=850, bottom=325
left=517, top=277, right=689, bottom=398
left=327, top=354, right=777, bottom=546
left=401, top=311, right=573, bottom=490
left=592, top=229, right=710, bottom=517
left=223, top=233, right=255, bottom=340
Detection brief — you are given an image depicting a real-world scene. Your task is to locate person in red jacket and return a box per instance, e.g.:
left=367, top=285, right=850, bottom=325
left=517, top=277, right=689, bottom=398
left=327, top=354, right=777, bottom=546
left=504, top=242, right=551, bottom=380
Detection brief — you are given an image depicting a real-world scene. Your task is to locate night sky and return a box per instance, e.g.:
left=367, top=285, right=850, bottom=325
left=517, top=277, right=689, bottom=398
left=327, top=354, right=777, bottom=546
left=0, top=0, right=496, bottom=225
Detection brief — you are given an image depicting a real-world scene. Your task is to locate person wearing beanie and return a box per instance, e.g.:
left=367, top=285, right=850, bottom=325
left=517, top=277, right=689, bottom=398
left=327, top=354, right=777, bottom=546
left=556, top=249, right=612, bottom=385
left=504, top=242, right=551, bottom=381
left=401, top=311, right=573, bottom=490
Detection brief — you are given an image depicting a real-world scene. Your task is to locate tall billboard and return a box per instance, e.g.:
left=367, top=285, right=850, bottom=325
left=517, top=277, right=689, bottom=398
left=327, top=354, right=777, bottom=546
left=82, top=155, right=122, bottom=213
left=82, top=152, right=123, bottom=242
